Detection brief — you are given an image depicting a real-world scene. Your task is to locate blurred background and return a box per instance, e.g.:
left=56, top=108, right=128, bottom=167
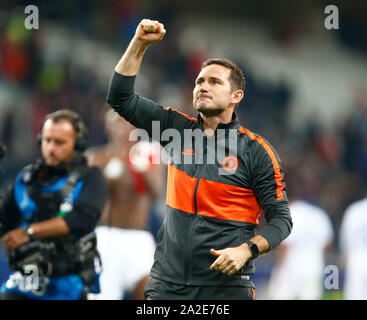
left=0, top=0, right=367, bottom=299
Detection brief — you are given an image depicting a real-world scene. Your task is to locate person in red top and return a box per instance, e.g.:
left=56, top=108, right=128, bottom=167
left=105, top=19, right=292, bottom=300
left=86, top=109, right=164, bottom=300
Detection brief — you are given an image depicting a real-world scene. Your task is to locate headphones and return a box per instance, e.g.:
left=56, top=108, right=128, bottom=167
left=37, top=109, right=88, bottom=152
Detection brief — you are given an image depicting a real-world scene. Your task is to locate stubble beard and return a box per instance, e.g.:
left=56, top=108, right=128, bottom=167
left=195, top=102, right=225, bottom=118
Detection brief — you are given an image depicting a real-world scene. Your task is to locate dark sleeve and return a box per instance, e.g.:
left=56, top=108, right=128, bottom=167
left=251, top=141, right=292, bottom=249
left=106, top=71, right=193, bottom=139
left=63, top=167, right=108, bottom=236
left=0, top=184, right=22, bottom=237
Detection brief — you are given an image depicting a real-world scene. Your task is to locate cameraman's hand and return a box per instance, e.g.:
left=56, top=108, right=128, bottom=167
left=2, top=228, right=30, bottom=252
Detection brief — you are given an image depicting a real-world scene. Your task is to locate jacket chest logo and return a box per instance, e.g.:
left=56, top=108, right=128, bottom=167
left=221, top=156, right=239, bottom=172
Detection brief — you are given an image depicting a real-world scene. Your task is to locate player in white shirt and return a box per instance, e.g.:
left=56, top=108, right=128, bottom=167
left=267, top=199, right=334, bottom=300
left=339, top=197, right=367, bottom=300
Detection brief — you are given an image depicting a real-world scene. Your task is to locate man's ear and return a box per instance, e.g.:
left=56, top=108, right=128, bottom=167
left=231, top=89, right=244, bottom=105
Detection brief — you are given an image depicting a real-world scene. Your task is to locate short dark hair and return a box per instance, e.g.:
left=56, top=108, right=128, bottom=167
left=41, top=109, right=88, bottom=139
left=201, top=58, right=245, bottom=91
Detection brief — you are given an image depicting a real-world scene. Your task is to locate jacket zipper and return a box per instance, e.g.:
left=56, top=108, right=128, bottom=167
left=185, top=134, right=207, bottom=284
left=185, top=174, right=200, bottom=285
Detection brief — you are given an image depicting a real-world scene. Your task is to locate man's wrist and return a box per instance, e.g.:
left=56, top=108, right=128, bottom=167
left=243, top=240, right=260, bottom=259
left=245, top=240, right=260, bottom=259
left=129, top=37, right=150, bottom=61
left=241, top=242, right=253, bottom=260
left=24, top=225, right=35, bottom=239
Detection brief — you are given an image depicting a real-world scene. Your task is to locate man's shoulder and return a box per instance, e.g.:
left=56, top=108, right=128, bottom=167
left=77, top=165, right=108, bottom=195
left=84, top=145, right=110, bottom=167
left=84, top=163, right=105, bottom=177
left=84, top=144, right=108, bottom=158
left=290, top=200, right=331, bottom=225
left=15, top=162, right=39, bottom=184
left=237, top=126, right=280, bottom=159
left=344, top=197, right=367, bottom=217
left=237, top=126, right=272, bottom=146
left=291, top=200, right=327, bottom=214
left=76, top=161, right=106, bottom=184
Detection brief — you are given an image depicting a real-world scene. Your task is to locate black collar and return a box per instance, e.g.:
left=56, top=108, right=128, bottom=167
left=37, top=153, right=87, bottom=181
left=197, top=112, right=241, bottom=131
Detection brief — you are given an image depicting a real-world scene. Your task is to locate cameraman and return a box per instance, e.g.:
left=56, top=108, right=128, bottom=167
left=0, top=109, right=108, bottom=300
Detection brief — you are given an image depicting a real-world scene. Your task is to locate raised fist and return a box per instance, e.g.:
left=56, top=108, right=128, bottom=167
left=134, top=19, right=166, bottom=44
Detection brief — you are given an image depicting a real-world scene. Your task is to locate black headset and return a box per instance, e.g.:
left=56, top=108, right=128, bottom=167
left=37, top=110, right=88, bottom=152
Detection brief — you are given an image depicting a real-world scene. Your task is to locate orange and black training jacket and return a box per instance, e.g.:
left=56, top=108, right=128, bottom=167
left=107, top=72, right=293, bottom=287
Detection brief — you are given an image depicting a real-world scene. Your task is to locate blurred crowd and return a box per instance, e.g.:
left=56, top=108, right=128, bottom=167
left=0, top=0, right=367, bottom=298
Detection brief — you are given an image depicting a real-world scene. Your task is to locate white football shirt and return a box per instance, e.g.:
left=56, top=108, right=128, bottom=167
left=268, top=200, right=334, bottom=299
left=339, top=197, right=367, bottom=300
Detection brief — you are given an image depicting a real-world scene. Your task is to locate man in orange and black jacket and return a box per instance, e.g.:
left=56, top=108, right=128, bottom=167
left=105, top=19, right=292, bottom=300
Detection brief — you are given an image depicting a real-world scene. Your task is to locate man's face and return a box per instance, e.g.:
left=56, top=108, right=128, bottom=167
left=193, top=64, right=237, bottom=117
left=41, top=119, right=76, bottom=166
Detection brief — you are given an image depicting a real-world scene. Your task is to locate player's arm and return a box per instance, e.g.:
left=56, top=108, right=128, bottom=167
left=107, top=19, right=191, bottom=141
left=141, top=162, right=164, bottom=200
left=129, top=141, right=164, bottom=199
left=210, top=142, right=292, bottom=276
left=115, top=19, right=166, bottom=76
left=210, top=235, right=270, bottom=276
left=132, top=156, right=164, bottom=200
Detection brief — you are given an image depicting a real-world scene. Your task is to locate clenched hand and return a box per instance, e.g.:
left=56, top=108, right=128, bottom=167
left=2, top=228, right=30, bottom=252
left=134, top=19, right=166, bottom=45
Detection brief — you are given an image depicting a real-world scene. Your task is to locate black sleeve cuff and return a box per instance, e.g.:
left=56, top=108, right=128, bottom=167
left=259, top=216, right=293, bottom=250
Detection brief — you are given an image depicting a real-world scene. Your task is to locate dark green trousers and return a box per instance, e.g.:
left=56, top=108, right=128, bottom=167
left=144, top=277, right=255, bottom=300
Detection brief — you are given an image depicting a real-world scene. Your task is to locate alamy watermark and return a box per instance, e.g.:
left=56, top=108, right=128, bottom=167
left=24, top=5, right=39, bottom=30
left=324, top=5, right=339, bottom=30
left=128, top=122, right=239, bottom=175
left=24, top=4, right=340, bottom=32
left=5, top=264, right=39, bottom=292
left=324, top=264, right=339, bottom=290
